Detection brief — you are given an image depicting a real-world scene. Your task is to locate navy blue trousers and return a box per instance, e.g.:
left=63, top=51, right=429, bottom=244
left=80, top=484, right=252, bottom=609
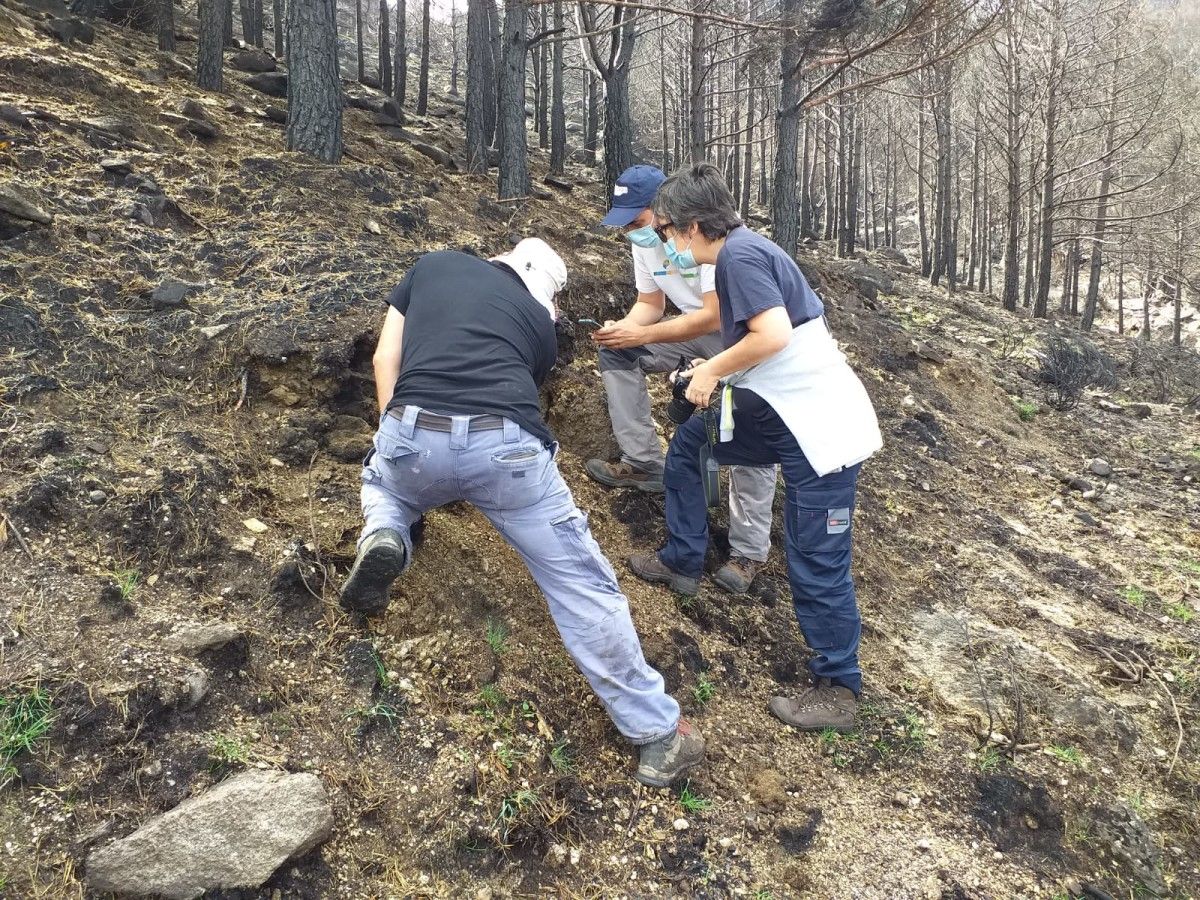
left=660, top=388, right=863, bottom=695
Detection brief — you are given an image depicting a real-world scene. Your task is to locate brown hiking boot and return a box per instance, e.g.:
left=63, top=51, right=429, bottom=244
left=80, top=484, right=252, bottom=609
left=627, top=553, right=699, bottom=596
left=768, top=678, right=857, bottom=732
left=636, top=718, right=705, bottom=787
left=584, top=459, right=664, bottom=493
left=713, top=556, right=763, bottom=594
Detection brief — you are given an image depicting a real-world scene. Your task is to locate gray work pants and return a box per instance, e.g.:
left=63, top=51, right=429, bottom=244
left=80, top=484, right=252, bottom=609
left=359, top=405, right=680, bottom=744
left=598, top=334, right=776, bottom=562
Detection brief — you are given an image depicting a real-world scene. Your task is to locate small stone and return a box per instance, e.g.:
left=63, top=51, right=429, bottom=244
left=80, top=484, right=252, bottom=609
left=718, top=837, right=733, bottom=850
left=181, top=669, right=209, bottom=709
left=673, top=818, right=690, bottom=831
left=475, top=888, right=492, bottom=900
left=1050, top=498, right=1064, bottom=511
left=916, top=838, right=932, bottom=851
left=198, top=323, right=232, bottom=340
left=1024, top=816, right=1039, bottom=830
left=234, top=535, right=257, bottom=553
left=243, top=518, right=269, bottom=534
left=893, top=792, right=910, bottom=808
left=269, top=457, right=285, bottom=467
left=1087, top=458, right=1113, bottom=477
left=151, top=279, right=203, bottom=310
left=100, top=157, right=133, bottom=175
left=569, top=847, right=581, bottom=866
left=0, top=184, right=53, bottom=225
left=1128, top=403, right=1152, bottom=418
left=179, top=98, right=211, bottom=122
left=164, top=622, right=243, bottom=654
left=1067, top=477, right=1094, bottom=493
left=88, top=489, right=108, bottom=504
left=264, top=105, right=287, bottom=124
left=364, top=219, right=382, bottom=235
left=1074, top=510, right=1099, bottom=527
left=1097, top=398, right=1124, bottom=413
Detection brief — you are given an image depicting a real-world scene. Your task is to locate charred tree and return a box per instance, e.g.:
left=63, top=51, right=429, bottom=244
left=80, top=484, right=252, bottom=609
left=158, top=0, right=175, bottom=51
left=286, top=0, right=342, bottom=163
left=197, top=0, right=224, bottom=90
left=497, top=0, right=530, bottom=198
left=394, top=0, right=408, bottom=104
left=549, top=0, right=566, bottom=174
left=466, top=0, right=493, bottom=171
left=380, top=0, right=392, bottom=94
left=417, top=0, right=431, bottom=114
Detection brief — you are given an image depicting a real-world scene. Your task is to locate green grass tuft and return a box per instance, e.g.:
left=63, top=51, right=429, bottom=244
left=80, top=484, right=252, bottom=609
left=109, top=567, right=141, bottom=601
left=678, top=781, right=713, bottom=813
left=1014, top=399, right=1038, bottom=422
left=1166, top=602, right=1195, bottom=624
left=1121, top=585, right=1147, bottom=609
left=1, top=685, right=54, bottom=783
left=692, top=673, right=716, bottom=707
left=485, top=619, right=508, bottom=656
left=1047, top=744, right=1084, bottom=767
left=548, top=739, right=575, bottom=774
left=977, top=746, right=1003, bottom=774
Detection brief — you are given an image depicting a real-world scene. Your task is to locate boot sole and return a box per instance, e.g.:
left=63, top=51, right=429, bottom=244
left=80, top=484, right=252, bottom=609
left=628, top=559, right=699, bottom=596
left=340, top=542, right=406, bottom=614
left=584, top=461, right=665, bottom=493
left=712, top=573, right=752, bottom=595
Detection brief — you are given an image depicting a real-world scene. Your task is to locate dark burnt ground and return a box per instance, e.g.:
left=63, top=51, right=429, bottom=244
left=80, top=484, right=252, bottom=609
left=2, top=7, right=1200, bottom=899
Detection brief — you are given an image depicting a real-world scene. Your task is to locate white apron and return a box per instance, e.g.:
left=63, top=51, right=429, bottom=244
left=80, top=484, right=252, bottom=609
left=720, top=318, right=882, bottom=477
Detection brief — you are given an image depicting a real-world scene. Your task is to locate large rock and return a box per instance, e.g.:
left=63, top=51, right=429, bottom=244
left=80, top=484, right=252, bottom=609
left=231, top=48, right=277, bottom=72
left=840, top=260, right=894, bottom=300
left=151, top=278, right=204, bottom=310
left=243, top=71, right=288, bottom=97
left=86, top=770, right=333, bottom=899
left=0, top=184, right=53, bottom=225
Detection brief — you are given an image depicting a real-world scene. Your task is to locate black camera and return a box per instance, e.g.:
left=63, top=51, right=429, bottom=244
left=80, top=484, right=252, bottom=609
left=666, top=355, right=697, bottom=424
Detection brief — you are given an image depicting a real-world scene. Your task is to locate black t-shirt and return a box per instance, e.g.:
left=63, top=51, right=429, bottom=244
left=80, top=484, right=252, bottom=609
left=385, top=249, right=557, bottom=445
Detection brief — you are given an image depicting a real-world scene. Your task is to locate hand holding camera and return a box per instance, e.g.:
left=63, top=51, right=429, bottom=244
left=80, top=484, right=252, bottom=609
left=667, top=356, right=719, bottom=422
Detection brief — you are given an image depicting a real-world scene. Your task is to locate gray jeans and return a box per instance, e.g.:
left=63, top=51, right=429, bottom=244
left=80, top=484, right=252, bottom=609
left=599, top=334, right=777, bottom=561
left=359, top=405, right=680, bottom=745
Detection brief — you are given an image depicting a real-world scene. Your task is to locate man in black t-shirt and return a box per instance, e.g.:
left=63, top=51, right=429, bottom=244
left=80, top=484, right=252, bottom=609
left=341, top=239, right=704, bottom=787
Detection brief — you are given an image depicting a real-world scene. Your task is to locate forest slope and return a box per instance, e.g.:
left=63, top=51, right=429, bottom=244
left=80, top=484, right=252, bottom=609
left=2, top=7, right=1199, bottom=898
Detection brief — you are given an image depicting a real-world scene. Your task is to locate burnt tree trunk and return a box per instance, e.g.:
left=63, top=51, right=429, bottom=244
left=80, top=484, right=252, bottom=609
left=466, top=0, right=492, bottom=171
left=158, top=0, right=175, bottom=51
left=197, top=0, right=224, bottom=90
left=417, top=0, right=430, bottom=114
left=286, top=0, right=342, bottom=162
left=450, top=0, right=460, bottom=96
left=223, top=0, right=233, bottom=46
left=688, top=0, right=705, bottom=162
left=584, top=69, right=599, bottom=167
left=771, top=0, right=802, bottom=257
left=354, top=0, right=365, bottom=81
left=380, top=0, right=392, bottom=94
left=549, top=0, right=566, bottom=174
left=273, top=0, right=283, bottom=55
left=394, top=0, right=408, bottom=104
left=497, top=0, right=529, bottom=198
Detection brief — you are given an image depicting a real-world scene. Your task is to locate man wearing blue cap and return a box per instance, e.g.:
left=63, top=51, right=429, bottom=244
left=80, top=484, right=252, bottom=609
left=586, top=164, right=776, bottom=595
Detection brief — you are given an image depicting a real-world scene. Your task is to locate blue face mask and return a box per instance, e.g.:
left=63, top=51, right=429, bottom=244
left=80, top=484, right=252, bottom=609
left=625, top=224, right=661, bottom=249
left=665, top=234, right=697, bottom=270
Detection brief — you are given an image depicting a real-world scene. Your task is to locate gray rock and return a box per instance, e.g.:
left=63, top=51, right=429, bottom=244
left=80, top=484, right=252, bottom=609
left=840, top=259, right=894, bottom=300
left=379, top=98, right=404, bottom=123
left=231, top=49, right=277, bottom=72
left=263, top=105, right=287, bottom=124
left=1128, top=403, right=1152, bottom=419
left=0, top=103, right=32, bottom=130
left=40, top=16, right=94, bottom=44
left=179, top=98, right=212, bottom=122
left=0, top=184, right=53, bottom=225
left=88, top=489, right=108, bottom=504
left=164, top=622, right=243, bottom=654
left=85, top=770, right=334, bottom=899
left=1066, top=477, right=1093, bottom=493
left=182, top=117, right=221, bottom=140
left=1091, top=802, right=1166, bottom=897
left=100, top=157, right=133, bottom=176
left=151, top=279, right=203, bottom=309
left=243, top=71, right=288, bottom=97
left=876, top=246, right=909, bottom=265
left=1097, top=398, right=1124, bottom=413
left=181, top=669, right=209, bottom=710
left=1087, top=458, right=1113, bottom=477
left=198, top=323, right=232, bottom=339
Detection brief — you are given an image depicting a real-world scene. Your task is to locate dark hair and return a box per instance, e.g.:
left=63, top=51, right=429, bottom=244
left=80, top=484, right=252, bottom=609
left=651, top=162, right=742, bottom=240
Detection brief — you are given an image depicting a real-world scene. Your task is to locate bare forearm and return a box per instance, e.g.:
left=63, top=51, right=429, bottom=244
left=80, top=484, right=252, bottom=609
left=704, top=331, right=788, bottom=380
left=624, top=300, right=664, bottom=326
left=643, top=307, right=719, bottom=344
left=374, top=356, right=401, bottom=412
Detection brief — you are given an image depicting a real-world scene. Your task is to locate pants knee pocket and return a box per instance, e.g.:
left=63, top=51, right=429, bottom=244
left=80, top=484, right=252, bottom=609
left=551, top=512, right=620, bottom=594
left=792, top=486, right=855, bottom=553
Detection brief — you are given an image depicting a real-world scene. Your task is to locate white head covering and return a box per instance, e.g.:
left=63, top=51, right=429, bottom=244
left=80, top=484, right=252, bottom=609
left=491, top=237, right=568, bottom=320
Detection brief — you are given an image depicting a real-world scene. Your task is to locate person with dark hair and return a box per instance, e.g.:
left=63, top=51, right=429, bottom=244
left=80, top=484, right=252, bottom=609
left=628, top=164, right=883, bottom=732
left=342, top=238, right=704, bottom=787
left=586, top=165, right=777, bottom=595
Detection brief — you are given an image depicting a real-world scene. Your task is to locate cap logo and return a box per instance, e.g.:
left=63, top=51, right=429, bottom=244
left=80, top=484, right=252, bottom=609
left=613, top=185, right=628, bottom=196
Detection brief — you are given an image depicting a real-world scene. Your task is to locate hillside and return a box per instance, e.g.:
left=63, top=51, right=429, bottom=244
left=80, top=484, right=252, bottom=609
left=2, top=6, right=1200, bottom=899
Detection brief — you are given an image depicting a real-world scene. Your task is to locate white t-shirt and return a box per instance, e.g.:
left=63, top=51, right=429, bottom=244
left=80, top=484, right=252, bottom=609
left=631, top=243, right=716, bottom=315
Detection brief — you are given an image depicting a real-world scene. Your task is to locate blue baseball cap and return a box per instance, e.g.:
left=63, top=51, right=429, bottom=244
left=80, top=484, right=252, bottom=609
left=600, top=165, right=666, bottom=227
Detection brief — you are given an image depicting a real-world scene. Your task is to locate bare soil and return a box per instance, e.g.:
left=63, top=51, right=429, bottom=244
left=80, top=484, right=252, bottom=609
left=2, top=7, right=1199, bottom=899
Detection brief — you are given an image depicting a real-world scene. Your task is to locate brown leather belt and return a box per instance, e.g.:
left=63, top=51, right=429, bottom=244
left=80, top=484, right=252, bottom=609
left=387, top=408, right=505, bottom=432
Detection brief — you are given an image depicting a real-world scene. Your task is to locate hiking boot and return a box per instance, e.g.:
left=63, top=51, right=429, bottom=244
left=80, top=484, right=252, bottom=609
left=636, top=718, right=705, bottom=787
left=584, top=459, right=664, bottom=493
left=628, top=553, right=699, bottom=596
left=768, top=678, right=857, bottom=732
left=340, top=528, right=406, bottom=615
left=713, top=556, right=763, bottom=594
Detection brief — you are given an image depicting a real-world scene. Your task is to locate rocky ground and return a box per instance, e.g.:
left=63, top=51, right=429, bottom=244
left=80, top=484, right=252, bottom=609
left=2, top=3, right=1200, bottom=898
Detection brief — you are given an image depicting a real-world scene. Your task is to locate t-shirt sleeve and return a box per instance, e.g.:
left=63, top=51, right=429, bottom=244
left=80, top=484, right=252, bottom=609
left=386, top=265, right=417, bottom=314
left=633, top=246, right=660, bottom=295
left=720, top=247, right=785, bottom=327
left=699, top=263, right=716, bottom=294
